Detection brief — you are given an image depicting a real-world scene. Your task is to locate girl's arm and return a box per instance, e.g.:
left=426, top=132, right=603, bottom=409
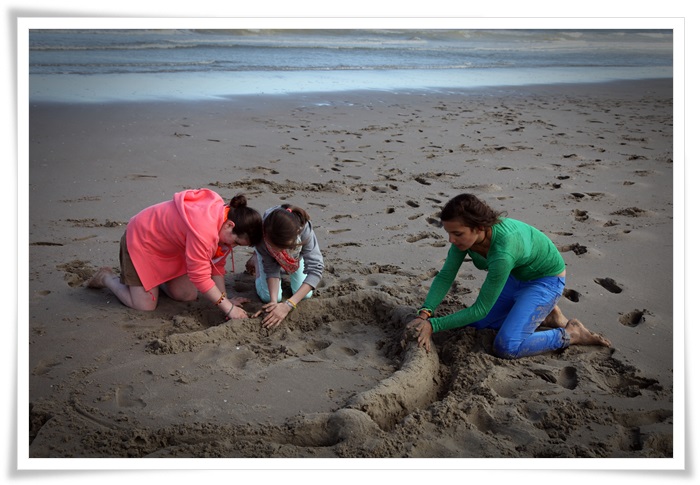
left=203, top=284, right=248, bottom=320
left=266, top=277, right=281, bottom=304
left=212, top=274, right=226, bottom=293
left=429, top=256, right=513, bottom=332
left=297, top=223, right=324, bottom=288
left=260, top=282, right=314, bottom=329
left=421, top=244, right=468, bottom=313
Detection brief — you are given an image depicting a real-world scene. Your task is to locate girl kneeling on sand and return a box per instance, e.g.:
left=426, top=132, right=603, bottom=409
left=250, top=204, right=324, bottom=329
left=88, top=189, right=262, bottom=320
left=407, top=193, right=611, bottom=358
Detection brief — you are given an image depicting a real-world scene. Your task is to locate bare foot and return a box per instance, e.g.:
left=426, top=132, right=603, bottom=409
left=565, top=318, right=612, bottom=347
left=542, top=305, right=568, bottom=328
left=86, top=267, right=114, bottom=289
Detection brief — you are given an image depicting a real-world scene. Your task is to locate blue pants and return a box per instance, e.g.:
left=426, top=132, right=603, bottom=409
left=254, top=250, right=313, bottom=303
left=471, top=275, right=569, bottom=359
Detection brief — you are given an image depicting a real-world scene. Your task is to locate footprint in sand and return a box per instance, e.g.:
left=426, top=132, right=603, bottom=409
left=32, top=358, right=62, bottom=376
left=532, top=368, right=557, bottom=384
left=558, top=367, right=579, bottom=390
left=58, top=260, right=100, bottom=287
left=248, top=166, right=279, bottom=175
left=595, top=277, right=623, bottom=294
left=532, top=366, right=578, bottom=390
left=339, top=346, right=359, bottom=356
left=558, top=242, right=588, bottom=255
left=611, top=207, right=649, bottom=217
left=406, top=232, right=441, bottom=244
left=305, top=339, right=332, bottom=354
left=619, top=309, right=649, bottom=327
left=34, top=290, right=51, bottom=298
left=426, top=216, right=441, bottom=228
left=327, top=241, right=362, bottom=249
left=573, top=209, right=589, bottom=222
left=601, top=361, right=661, bottom=398
left=562, top=288, right=581, bottom=302
left=115, top=385, right=146, bottom=408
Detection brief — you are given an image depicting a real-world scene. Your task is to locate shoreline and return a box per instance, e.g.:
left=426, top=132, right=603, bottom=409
left=28, top=77, right=673, bottom=108
left=25, top=77, right=677, bottom=460
left=29, top=65, right=673, bottom=103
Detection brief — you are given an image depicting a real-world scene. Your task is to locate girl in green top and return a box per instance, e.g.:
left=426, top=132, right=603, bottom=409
left=407, top=194, right=611, bottom=359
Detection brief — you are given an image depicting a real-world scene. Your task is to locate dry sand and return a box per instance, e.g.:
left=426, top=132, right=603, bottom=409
left=26, top=79, right=675, bottom=461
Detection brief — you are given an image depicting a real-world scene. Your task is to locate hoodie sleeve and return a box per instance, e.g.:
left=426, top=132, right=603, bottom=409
left=175, top=189, right=226, bottom=294
left=185, top=234, right=219, bottom=293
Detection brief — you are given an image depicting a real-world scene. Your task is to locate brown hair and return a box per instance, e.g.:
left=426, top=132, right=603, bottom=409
left=263, top=204, right=311, bottom=250
left=228, top=194, right=262, bottom=246
left=440, top=193, right=505, bottom=228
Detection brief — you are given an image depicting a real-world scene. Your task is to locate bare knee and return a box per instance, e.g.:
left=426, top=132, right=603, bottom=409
left=162, top=281, right=198, bottom=302
left=133, top=300, right=158, bottom=311
left=128, top=288, right=158, bottom=311
left=169, top=288, right=198, bottom=302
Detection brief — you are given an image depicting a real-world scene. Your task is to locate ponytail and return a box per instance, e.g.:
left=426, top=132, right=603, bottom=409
left=280, top=204, right=311, bottom=226
left=227, top=194, right=263, bottom=245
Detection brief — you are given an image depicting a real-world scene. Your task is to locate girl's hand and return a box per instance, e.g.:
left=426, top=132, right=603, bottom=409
left=231, top=296, right=250, bottom=306
left=406, top=317, right=433, bottom=353
left=226, top=305, right=249, bottom=320
left=259, top=302, right=292, bottom=329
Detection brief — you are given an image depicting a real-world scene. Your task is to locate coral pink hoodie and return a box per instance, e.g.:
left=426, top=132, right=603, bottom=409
left=125, top=189, right=230, bottom=293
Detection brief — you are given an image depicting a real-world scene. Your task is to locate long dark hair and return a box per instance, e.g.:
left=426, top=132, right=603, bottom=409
left=228, top=194, right=262, bottom=245
left=440, top=194, right=505, bottom=228
left=263, top=204, right=311, bottom=250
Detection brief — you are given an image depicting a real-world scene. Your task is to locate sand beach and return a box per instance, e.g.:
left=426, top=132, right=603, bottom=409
left=25, top=78, right=676, bottom=462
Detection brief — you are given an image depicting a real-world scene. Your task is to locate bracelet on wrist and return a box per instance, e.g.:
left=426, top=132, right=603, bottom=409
left=225, top=304, right=236, bottom=320
left=285, top=299, right=297, bottom=310
left=417, top=308, right=432, bottom=319
left=215, top=291, right=226, bottom=306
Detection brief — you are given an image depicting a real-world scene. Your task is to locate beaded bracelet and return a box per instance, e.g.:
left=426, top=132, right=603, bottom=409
left=215, top=292, right=226, bottom=306
left=417, top=308, right=432, bottom=318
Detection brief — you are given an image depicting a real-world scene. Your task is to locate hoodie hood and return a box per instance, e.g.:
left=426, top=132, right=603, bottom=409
left=173, top=189, right=226, bottom=241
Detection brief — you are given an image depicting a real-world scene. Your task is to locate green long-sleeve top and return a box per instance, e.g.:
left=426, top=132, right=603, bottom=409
left=423, top=218, right=566, bottom=332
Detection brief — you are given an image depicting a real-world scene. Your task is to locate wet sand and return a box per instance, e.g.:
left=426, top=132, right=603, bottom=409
left=25, top=79, right=676, bottom=463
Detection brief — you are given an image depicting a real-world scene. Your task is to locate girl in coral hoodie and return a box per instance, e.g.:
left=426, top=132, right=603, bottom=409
left=87, top=189, right=262, bottom=320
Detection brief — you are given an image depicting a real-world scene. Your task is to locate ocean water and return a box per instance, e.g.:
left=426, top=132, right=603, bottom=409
left=27, top=29, right=674, bottom=103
